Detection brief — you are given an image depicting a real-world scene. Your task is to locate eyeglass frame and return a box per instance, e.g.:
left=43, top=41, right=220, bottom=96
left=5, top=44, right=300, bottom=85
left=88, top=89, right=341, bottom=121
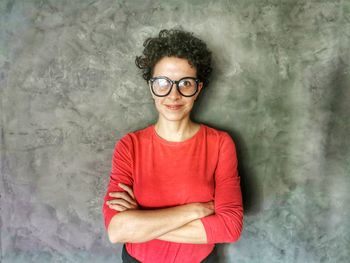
left=148, top=76, right=202, bottom=97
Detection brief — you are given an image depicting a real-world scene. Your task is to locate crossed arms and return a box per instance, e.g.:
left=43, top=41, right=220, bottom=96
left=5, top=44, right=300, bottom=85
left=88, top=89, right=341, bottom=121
left=103, top=132, right=243, bottom=244
left=106, top=183, right=214, bottom=244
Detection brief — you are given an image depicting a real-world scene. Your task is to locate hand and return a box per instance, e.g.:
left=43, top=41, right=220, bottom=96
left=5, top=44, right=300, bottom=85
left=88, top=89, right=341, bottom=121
left=107, top=183, right=139, bottom=212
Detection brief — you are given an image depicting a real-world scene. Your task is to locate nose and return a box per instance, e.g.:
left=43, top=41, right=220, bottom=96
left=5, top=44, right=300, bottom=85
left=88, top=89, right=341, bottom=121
left=167, top=83, right=182, bottom=99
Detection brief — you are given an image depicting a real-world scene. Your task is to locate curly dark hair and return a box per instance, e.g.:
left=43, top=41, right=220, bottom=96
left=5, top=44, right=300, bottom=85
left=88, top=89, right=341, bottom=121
left=135, top=28, right=213, bottom=87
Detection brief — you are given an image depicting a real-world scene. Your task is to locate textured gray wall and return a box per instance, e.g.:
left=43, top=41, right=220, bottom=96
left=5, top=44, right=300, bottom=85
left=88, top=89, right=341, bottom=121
left=1, top=0, right=349, bottom=262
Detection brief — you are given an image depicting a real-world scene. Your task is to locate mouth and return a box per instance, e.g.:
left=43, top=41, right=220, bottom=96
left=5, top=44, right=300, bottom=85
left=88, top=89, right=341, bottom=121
left=165, top=105, right=183, bottom=110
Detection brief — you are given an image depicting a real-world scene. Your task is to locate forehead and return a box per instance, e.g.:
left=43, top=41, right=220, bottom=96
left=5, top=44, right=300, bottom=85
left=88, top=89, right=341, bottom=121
left=152, top=56, right=197, bottom=78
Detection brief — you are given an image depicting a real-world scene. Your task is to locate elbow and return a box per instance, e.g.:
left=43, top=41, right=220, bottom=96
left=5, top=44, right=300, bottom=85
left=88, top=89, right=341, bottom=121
left=201, top=211, right=243, bottom=244
left=108, top=234, right=118, bottom=244
left=107, top=215, right=128, bottom=244
left=108, top=227, right=145, bottom=244
left=226, top=223, right=243, bottom=243
left=226, top=214, right=243, bottom=243
left=107, top=214, right=143, bottom=244
left=108, top=231, right=121, bottom=244
left=108, top=224, right=124, bottom=244
left=219, top=211, right=243, bottom=243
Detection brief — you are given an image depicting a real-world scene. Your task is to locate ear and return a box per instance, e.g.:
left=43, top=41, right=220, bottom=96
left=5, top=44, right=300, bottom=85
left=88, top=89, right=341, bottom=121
left=194, top=82, right=204, bottom=101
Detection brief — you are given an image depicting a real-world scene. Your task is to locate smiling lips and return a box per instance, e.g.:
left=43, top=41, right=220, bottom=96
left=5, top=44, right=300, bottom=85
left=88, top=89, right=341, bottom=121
left=165, top=104, right=183, bottom=110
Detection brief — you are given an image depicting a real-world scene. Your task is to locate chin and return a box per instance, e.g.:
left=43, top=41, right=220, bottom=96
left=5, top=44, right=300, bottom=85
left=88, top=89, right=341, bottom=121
left=161, top=114, right=188, bottom=122
left=159, top=111, right=191, bottom=122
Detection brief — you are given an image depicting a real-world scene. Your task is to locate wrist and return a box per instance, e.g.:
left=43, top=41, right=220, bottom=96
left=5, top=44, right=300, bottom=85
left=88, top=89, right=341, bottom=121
left=185, top=203, right=204, bottom=219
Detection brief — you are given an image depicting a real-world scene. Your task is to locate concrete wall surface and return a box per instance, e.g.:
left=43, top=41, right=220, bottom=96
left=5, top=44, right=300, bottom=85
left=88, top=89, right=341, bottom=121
left=1, top=0, right=349, bottom=262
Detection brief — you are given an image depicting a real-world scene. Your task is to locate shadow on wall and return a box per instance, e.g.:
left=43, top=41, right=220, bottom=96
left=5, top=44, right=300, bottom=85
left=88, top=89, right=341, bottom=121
left=233, top=130, right=263, bottom=216
left=192, top=87, right=263, bottom=216
left=193, top=98, right=262, bottom=263
left=206, top=123, right=262, bottom=263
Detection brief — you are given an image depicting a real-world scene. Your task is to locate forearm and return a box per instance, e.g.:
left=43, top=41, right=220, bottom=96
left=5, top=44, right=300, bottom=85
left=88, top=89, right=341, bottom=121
left=108, top=203, right=203, bottom=243
left=157, top=219, right=208, bottom=244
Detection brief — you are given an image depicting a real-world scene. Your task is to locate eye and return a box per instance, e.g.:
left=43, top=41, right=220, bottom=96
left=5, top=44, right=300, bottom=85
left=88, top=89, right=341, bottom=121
left=154, top=78, right=171, bottom=88
left=179, top=78, right=195, bottom=88
left=182, top=80, right=191, bottom=86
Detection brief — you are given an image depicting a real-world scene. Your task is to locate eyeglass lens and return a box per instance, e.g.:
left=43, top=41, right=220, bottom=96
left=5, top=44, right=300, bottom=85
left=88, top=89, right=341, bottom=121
left=152, top=78, right=197, bottom=96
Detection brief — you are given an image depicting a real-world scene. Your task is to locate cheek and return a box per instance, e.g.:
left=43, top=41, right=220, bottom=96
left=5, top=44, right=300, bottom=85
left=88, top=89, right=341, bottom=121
left=153, top=98, right=164, bottom=108
left=186, top=98, right=196, bottom=106
left=154, top=97, right=162, bottom=104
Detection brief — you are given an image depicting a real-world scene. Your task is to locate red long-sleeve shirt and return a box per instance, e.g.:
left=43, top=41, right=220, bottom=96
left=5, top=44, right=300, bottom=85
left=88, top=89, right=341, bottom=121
left=102, top=123, right=243, bottom=263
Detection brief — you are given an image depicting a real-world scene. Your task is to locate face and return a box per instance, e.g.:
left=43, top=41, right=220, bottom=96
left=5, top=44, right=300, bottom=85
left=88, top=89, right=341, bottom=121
left=150, top=56, right=203, bottom=123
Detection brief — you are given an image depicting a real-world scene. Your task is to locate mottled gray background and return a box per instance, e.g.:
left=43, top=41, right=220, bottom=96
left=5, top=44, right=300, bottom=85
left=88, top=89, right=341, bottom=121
left=1, top=0, right=349, bottom=262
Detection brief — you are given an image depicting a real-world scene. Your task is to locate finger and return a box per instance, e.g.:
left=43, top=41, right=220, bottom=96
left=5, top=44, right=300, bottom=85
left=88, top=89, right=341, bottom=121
left=118, top=183, right=135, bottom=199
left=109, top=192, right=137, bottom=205
left=108, top=204, right=127, bottom=212
left=108, top=199, right=134, bottom=209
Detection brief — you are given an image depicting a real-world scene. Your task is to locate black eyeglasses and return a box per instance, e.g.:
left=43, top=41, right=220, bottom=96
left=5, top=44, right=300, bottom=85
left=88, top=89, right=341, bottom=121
left=148, top=76, right=201, bottom=97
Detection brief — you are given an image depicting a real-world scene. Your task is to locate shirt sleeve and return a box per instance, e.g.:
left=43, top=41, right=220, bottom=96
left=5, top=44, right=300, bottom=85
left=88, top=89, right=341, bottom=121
left=200, top=132, right=243, bottom=244
left=102, top=134, right=134, bottom=231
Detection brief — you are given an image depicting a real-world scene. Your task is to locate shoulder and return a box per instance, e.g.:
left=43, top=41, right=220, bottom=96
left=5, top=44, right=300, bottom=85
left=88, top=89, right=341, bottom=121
left=201, top=124, right=237, bottom=161
left=116, top=124, right=153, bottom=148
left=202, top=123, right=236, bottom=146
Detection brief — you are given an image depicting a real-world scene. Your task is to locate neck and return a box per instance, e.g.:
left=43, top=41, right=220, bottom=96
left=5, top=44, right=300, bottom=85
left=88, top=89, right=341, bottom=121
left=154, top=118, right=199, bottom=142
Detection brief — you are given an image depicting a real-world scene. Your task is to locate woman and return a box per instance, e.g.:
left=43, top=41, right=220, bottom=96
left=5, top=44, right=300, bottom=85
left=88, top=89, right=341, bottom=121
left=103, top=29, right=243, bottom=263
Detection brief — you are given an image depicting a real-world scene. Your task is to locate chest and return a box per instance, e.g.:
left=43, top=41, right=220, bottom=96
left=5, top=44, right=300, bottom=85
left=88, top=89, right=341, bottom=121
left=133, top=143, right=216, bottom=208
